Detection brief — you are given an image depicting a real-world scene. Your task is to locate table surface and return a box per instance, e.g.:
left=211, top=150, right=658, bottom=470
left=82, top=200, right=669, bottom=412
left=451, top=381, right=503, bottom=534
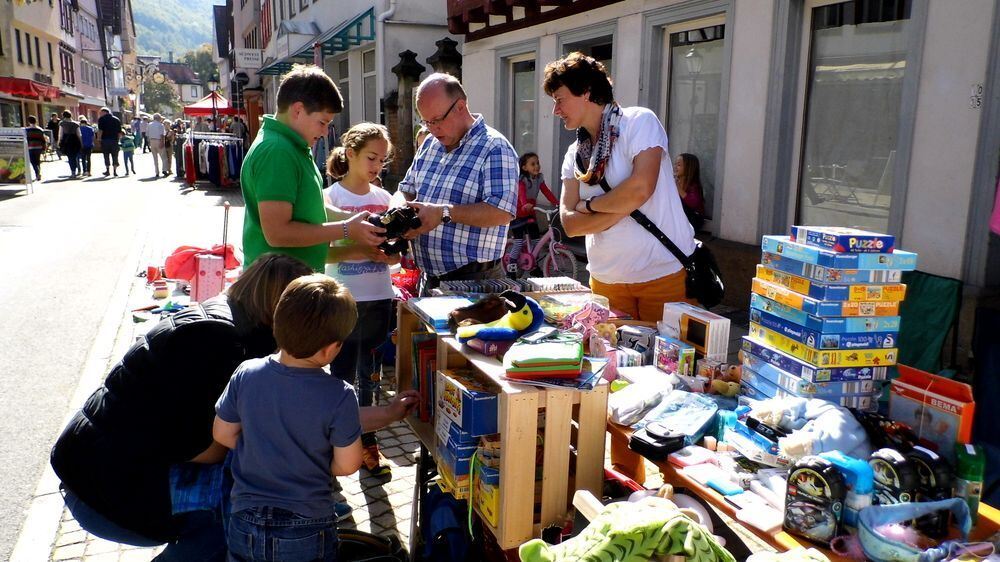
left=606, top=422, right=1000, bottom=561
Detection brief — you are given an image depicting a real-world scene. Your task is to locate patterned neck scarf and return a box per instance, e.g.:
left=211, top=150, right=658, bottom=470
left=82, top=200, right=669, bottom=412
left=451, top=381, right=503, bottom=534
left=574, top=103, right=623, bottom=186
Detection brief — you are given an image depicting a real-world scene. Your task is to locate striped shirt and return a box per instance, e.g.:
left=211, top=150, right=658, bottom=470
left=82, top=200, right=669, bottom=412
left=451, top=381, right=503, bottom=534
left=398, top=115, right=518, bottom=276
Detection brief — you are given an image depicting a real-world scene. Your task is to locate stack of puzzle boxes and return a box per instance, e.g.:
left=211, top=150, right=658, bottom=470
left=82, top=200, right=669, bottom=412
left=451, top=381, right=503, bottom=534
left=741, top=226, right=919, bottom=410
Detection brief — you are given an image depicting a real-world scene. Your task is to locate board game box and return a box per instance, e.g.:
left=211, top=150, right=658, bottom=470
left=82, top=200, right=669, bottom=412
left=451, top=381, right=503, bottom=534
left=789, top=226, right=895, bottom=253
left=750, top=294, right=902, bottom=334
left=750, top=306, right=898, bottom=350
left=740, top=338, right=889, bottom=382
left=752, top=278, right=901, bottom=317
left=762, top=236, right=917, bottom=270
left=761, top=252, right=904, bottom=284
left=749, top=323, right=898, bottom=368
left=756, top=265, right=907, bottom=302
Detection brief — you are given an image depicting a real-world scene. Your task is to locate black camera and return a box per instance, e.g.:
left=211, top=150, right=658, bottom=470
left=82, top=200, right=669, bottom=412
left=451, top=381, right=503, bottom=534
left=368, top=206, right=422, bottom=255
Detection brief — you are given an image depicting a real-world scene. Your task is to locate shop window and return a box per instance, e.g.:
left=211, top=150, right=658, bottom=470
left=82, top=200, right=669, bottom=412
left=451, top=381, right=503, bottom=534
left=796, top=0, right=911, bottom=231
left=0, top=102, right=24, bottom=127
left=362, top=50, right=376, bottom=123
left=506, top=55, right=536, bottom=157
left=332, top=58, right=350, bottom=141
left=663, top=21, right=725, bottom=222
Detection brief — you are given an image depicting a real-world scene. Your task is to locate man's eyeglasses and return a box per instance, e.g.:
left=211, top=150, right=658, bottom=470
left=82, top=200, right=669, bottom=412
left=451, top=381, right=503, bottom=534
left=419, top=98, right=459, bottom=127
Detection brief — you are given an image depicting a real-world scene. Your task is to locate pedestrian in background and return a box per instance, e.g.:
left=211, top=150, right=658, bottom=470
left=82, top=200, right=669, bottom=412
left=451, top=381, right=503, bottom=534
left=24, top=115, right=48, bottom=182
left=120, top=129, right=136, bottom=176
left=58, top=110, right=83, bottom=178
left=47, top=113, right=61, bottom=156
left=163, top=120, right=175, bottom=177
left=140, top=116, right=151, bottom=153
left=172, top=120, right=187, bottom=179
left=97, top=107, right=122, bottom=176
left=146, top=114, right=167, bottom=178
left=79, top=116, right=95, bottom=177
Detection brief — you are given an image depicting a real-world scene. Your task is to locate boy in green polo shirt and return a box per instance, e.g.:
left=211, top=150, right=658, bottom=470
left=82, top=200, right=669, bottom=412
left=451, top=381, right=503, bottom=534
left=241, top=64, right=385, bottom=271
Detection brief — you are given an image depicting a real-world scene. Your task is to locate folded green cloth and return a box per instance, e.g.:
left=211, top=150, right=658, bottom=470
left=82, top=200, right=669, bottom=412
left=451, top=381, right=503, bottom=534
left=504, top=335, right=584, bottom=368
left=519, top=498, right=735, bottom=562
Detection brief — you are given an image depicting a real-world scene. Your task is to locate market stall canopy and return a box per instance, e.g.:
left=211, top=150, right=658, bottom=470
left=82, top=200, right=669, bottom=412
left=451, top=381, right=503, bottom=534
left=183, top=91, right=239, bottom=117
left=0, top=77, right=61, bottom=99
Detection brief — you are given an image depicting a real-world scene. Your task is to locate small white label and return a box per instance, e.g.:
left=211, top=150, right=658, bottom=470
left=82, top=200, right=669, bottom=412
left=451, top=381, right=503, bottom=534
left=966, top=443, right=976, bottom=455
left=970, top=84, right=984, bottom=109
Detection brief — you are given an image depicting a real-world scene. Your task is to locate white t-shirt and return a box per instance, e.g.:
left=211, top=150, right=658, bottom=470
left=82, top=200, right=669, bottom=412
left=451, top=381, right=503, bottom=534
left=561, top=106, right=696, bottom=284
left=146, top=121, right=165, bottom=140
left=324, top=182, right=394, bottom=302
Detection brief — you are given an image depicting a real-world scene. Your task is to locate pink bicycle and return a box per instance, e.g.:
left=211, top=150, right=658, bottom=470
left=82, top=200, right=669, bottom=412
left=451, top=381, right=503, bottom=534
left=502, top=207, right=579, bottom=279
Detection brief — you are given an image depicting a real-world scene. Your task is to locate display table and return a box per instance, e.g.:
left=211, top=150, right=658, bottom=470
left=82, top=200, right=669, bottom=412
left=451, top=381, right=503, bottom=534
left=395, top=299, right=609, bottom=553
left=607, top=421, right=1000, bottom=561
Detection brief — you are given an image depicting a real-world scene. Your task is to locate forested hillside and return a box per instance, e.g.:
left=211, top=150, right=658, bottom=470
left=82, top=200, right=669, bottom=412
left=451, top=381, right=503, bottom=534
left=132, top=0, right=214, bottom=60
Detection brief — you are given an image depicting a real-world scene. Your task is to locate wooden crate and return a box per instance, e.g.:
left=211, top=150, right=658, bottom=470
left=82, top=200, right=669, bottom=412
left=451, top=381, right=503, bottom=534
left=396, top=301, right=608, bottom=549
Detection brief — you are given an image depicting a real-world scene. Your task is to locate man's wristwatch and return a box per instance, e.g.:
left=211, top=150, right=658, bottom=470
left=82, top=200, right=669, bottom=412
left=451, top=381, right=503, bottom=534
left=585, top=197, right=596, bottom=213
left=441, top=205, right=453, bottom=224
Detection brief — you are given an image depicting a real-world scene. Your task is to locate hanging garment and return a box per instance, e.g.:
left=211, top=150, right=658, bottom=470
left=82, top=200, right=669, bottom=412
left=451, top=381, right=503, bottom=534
left=184, top=143, right=197, bottom=185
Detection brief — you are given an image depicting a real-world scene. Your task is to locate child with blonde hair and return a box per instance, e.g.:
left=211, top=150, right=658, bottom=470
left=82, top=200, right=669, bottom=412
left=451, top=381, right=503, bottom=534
left=325, top=122, right=398, bottom=477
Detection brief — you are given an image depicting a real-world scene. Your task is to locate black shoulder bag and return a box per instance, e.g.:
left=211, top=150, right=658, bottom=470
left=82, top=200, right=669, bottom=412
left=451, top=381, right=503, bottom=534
left=576, top=155, right=725, bottom=309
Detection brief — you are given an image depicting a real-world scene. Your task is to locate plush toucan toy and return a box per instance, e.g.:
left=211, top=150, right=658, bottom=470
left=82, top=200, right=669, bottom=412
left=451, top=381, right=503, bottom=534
left=456, top=290, right=545, bottom=343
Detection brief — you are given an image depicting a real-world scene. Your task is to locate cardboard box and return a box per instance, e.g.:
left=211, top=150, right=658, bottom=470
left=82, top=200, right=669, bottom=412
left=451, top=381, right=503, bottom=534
left=740, top=338, right=889, bottom=382
left=756, top=265, right=906, bottom=302
left=436, top=369, right=498, bottom=436
left=474, top=458, right=501, bottom=528
left=761, top=236, right=917, bottom=270
left=750, top=293, right=901, bottom=334
left=660, top=302, right=731, bottom=360
left=789, top=225, right=895, bottom=253
left=890, top=365, right=975, bottom=463
left=749, top=323, right=897, bottom=368
left=192, top=254, right=225, bottom=302
left=655, top=335, right=696, bottom=376
left=750, top=306, right=898, bottom=350
left=752, top=278, right=901, bottom=317
left=761, top=252, right=904, bottom=284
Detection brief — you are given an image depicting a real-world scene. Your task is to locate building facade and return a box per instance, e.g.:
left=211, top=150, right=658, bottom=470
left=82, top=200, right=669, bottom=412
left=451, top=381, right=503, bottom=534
left=224, top=0, right=459, bottom=141
left=451, top=0, right=999, bottom=360
left=0, top=0, right=136, bottom=126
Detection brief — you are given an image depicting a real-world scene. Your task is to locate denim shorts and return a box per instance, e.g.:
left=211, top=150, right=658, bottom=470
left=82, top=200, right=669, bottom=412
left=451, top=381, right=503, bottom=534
left=227, top=507, right=337, bottom=562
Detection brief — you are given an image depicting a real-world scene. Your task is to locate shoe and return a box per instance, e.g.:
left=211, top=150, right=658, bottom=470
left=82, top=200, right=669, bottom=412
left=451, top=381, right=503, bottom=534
left=163, top=171, right=170, bottom=176
left=103, top=170, right=109, bottom=176
left=361, top=444, right=392, bottom=478
left=124, top=172, right=129, bottom=176
left=334, top=502, right=352, bottom=522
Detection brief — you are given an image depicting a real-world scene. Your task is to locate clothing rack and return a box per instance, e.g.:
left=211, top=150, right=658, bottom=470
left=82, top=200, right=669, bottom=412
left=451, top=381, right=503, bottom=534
left=184, top=131, right=244, bottom=189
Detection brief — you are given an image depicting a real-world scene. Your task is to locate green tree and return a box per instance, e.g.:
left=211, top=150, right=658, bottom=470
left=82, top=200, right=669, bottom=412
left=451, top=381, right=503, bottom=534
left=143, top=80, right=181, bottom=114
left=181, top=44, right=217, bottom=89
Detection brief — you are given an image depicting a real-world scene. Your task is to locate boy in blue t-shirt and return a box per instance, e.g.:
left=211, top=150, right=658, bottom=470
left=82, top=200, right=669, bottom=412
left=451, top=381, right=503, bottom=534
left=214, top=274, right=363, bottom=561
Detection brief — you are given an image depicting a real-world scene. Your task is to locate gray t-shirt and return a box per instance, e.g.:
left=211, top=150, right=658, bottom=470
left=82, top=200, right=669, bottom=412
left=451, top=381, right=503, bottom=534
left=216, top=355, right=362, bottom=518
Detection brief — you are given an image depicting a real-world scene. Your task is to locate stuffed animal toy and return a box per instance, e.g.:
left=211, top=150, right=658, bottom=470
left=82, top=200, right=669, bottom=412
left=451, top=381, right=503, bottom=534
left=456, top=291, right=544, bottom=343
left=448, top=294, right=507, bottom=330
left=367, top=206, right=422, bottom=255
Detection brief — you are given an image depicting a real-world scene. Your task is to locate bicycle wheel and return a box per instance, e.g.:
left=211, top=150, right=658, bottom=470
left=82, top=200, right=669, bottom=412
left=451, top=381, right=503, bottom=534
left=542, top=246, right=578, bottom=280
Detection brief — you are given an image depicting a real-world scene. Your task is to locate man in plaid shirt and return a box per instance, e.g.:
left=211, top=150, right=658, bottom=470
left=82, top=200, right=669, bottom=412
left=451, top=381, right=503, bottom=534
left=399, top=73, right=518, bottom=294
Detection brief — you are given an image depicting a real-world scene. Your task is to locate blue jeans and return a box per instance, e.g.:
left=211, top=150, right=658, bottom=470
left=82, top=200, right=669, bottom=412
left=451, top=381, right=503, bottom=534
left=63, top=488, right=227, bottom=560
left=227, top=507, right=337, bottom=562
left=331, top=299, right=392, bottom=447
left=124, top=151, right=135, bottom=173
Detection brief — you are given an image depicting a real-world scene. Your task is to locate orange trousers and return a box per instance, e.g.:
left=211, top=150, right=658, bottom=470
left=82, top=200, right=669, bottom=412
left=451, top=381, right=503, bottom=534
left=590, top=268, right=694, bottom=322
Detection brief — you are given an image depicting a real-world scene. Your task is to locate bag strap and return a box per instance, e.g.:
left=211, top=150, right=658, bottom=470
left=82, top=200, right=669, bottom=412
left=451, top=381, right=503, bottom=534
left=576, top=154, right=693, bottom=268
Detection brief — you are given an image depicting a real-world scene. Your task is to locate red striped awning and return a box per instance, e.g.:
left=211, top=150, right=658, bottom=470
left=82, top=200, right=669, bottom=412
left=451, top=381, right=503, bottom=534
left=0, top=77, right=61, bottom=99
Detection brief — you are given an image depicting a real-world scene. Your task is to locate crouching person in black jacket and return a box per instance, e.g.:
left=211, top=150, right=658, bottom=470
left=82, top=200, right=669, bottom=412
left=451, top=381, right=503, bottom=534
left=51, top=253, right=418, bottom=561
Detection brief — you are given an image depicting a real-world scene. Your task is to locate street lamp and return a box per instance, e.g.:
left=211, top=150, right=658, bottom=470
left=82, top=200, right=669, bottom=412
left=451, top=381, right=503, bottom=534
left=207, top=76, right=219, bottom=132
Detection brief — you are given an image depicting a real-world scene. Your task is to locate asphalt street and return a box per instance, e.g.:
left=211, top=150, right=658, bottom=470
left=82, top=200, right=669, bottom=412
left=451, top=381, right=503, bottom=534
left=0, top=149, right=244, bottom=560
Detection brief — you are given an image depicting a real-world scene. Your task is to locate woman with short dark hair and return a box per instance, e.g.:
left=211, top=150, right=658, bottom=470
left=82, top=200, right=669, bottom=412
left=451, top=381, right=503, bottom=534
left=543, top=52, right=698, bottom=322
